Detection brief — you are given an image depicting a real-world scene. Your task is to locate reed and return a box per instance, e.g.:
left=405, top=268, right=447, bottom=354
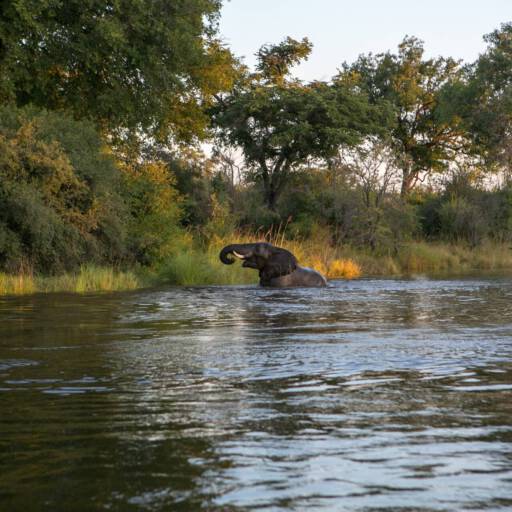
left=159, top=247, right=257, bottom=286
left=1, top=238, right=511, bottom=297
left=0, top=266, right=140, bottom=296
left=0, top=273, right=36, bottom=295
left=41, top=265, right=140, bottom=293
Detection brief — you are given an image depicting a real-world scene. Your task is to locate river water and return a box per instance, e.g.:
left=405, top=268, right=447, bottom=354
left=1, top=276, right=512, bottom=511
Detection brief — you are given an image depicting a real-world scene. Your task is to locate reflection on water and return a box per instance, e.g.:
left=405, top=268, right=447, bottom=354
left=1, top=276, right=512, bottom=511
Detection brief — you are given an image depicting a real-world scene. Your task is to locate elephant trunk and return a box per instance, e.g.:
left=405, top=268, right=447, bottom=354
left=219, top=244, right=255, bottom=265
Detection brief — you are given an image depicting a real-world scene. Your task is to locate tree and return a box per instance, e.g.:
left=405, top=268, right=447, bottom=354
left=0, top=106, right=127, bottom=273
left=211, top=37, right=391, bottom=210
left=339, top=139, right=400, bottom=211
left=0, top=0, right=237, bottom=143
left=462, top=23, right=512, bottom=170
left=343, top=36, right=467, bottom=196
left=120, top=160, right=183, bottom=265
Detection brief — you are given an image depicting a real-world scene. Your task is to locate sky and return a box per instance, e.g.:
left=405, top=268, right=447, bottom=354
left=219, top=0, right=511, bottom=81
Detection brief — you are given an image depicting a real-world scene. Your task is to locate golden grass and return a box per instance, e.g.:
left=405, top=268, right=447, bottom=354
left=0, top=265, right=140, bottom=296
left=327, top=259, right=362, bottom=279
left=395, top=242, right=512, bottom=275
left=0, top=273, right=36, bottom=295
left=199, top=230, right=512, bottom=282
left=2, top=235, right=512, bottom=296
left=198, top=229, right=362, bottom=283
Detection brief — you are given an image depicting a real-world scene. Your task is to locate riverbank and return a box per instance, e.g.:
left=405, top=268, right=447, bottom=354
left=1, top=241, right=511, bottom=296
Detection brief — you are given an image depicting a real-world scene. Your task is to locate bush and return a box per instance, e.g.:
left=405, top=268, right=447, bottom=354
left=438, top=197, right=488, bottom=246
left=0, top=106, right=128, bottom=273
left=120, top=160, right=185, bottom=265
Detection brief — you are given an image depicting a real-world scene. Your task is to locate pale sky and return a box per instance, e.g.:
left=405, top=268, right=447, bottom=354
left=219, top=0, right=511, bottom=81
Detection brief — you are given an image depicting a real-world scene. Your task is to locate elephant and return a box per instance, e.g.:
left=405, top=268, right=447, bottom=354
left=219, top=242, right=327, bottom=287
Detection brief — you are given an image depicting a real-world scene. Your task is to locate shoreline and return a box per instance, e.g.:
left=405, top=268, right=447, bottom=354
left=1, top=242, right=511, bottom=297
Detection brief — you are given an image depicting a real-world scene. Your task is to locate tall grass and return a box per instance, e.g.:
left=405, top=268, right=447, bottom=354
left=0, top=265, right=140, bottom=296
left=156, top=228, right=512, bottom=287
left=2, top=237, right=511, bottom=296
left=346, top=241, right=512, bottom=276
left=157, top=229, right=362, bottom=286
left=0, top=273, right=36, bottom=295
left=158, top=246, right=257, bottom=286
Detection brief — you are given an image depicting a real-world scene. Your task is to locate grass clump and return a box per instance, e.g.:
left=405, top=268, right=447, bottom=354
left=398, top=243, right=460, bottom=273
left=158, top=247, right=257, bottom=286
left=0, top=265, right=140, bottom=296
left=41, top=265, right=140, bottom=293
left=327, top=259, right=362, bottom=279
left=0, top=273, right=36, bottom=295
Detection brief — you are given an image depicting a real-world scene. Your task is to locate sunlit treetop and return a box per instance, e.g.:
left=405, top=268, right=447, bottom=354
left=340, top=36, right=467, bottom=195
left=255, top=36, right=313, bottom=85
left=211, top=36, right=392, bottom=209
left=0, top=0, right=238, bottom=144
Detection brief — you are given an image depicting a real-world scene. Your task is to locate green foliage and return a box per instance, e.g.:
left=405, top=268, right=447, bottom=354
left=212, top=40, right=391, bottom=209
left=418, top=173, right=512, bottom=246
left=273, top=170, right=329, bottom=238
left=120, top=161, right=184, bottom=265
left=231, top=186, right=281, bottom=231
left=147, top=148, right=219, bottom=227
left=256, top=37, right=313, bottom=85
left=0, top=108, right=190, bottom=278
left=0, top=106, right=127, bottom=273
left=0, top=0, right=236, bottom=142
left=202, top=194, right=237, bottom=240
left=460, top=23, right=512, bottom=164
left=342, top=36, right=467, bottom=195
left=437, top=197, right=487, bottom=246
left=492, top=185, right=512, bottom=242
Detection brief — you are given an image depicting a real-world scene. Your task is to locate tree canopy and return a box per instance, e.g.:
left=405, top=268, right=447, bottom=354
left=464, top=23, right=512, bottom=166
left=211, top=38, right=392, bottom=209
left=0, top=0, right=236, bottom=142
left=342, top=36, right=467, bottom=196
left=255, top=36, right=313, bottom=85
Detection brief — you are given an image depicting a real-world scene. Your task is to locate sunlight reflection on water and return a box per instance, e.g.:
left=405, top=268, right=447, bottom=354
left=1, top=276, right=512, bottom=510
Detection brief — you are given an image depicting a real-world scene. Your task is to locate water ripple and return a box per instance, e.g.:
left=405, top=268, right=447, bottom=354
left=1, top=275, right=512, bottom=510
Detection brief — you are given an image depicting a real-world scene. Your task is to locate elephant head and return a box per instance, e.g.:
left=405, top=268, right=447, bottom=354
left=219, top=242, right=297, bottom=284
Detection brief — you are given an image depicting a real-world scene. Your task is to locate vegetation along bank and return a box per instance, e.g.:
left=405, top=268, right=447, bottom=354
left=0, top=3, right=511, bottom=295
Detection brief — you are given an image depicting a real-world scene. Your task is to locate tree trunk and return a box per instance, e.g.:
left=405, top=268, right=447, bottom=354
left=266, top=188, right=277, bottom=210
left=264, top=179, right=281, bottom=210
left=400, top=168, right=416, bottom=197
left=263, top=170, right=283, bottom=211
left=261, top=158, right=288, bottom=210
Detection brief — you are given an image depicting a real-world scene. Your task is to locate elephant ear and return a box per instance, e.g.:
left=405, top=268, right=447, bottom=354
left=260, top=247, right=297, bottom=281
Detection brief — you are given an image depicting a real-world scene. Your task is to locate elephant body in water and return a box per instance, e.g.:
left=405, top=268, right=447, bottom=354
left=219, top=242, right=327, bottom=287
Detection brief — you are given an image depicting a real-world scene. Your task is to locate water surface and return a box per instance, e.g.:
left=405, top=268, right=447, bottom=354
left=1, top=276, right=512, bottom=511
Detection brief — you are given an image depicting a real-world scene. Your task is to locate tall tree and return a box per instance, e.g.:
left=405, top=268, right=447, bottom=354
left=342, top=37, right=467, bottom=196
left=211, top=37, right=390, bottom=210
left=0, top=0, right=237, bottom=143
left=463, top=23, right=512, bottom=168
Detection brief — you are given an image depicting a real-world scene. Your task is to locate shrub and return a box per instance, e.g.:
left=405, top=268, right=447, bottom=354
left=120, top=160, right=184, bottom=265
left=0, top=106, right=127, bottom=273
left=438, top=197, right=488, bottom=246
left=327, top=258, right=362, bottom=279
